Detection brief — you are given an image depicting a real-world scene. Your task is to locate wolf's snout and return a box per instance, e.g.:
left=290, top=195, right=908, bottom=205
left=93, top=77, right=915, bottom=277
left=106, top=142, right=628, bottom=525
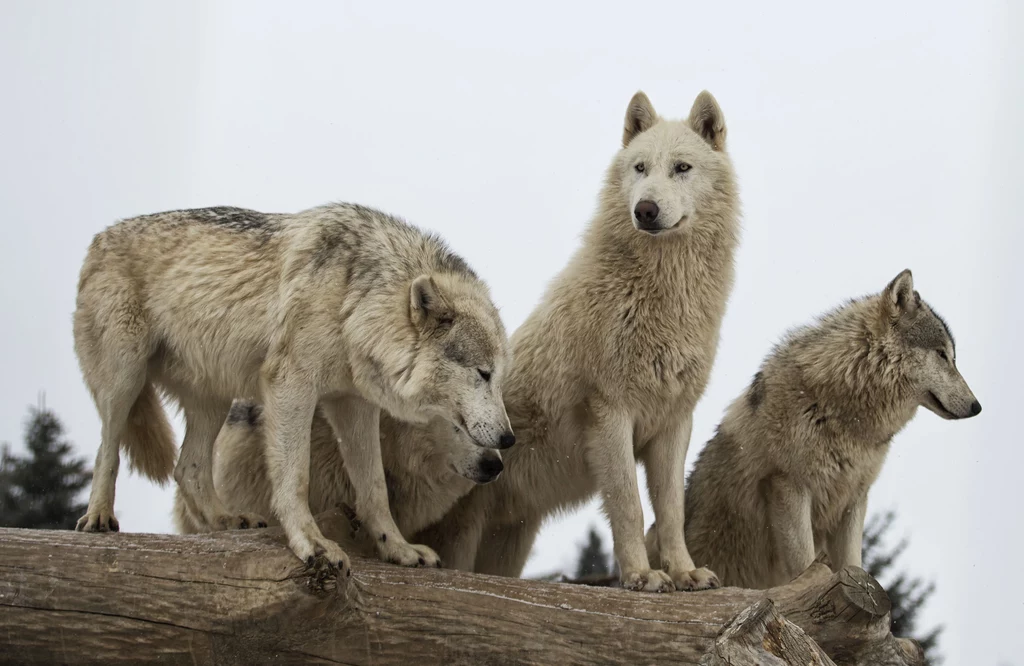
left=969, top=400, right=982, bottom=417
left=634, top=200, right=660, bottom=228
left=476, top=454, right=504, bottom=483
left=497, top=431, right=516, bottom=449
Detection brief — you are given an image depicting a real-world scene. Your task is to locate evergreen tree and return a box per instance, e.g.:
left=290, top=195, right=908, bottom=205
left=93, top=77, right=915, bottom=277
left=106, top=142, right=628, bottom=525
left=574, top=526, right=612, bottom=579
left=0, top=401, right=92, bottom=530
left=862, top=510, right=943, bottom=665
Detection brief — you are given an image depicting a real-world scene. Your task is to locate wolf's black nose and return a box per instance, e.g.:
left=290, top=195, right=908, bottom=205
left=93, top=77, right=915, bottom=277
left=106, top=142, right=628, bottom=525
left=498, top=431, right=516, bottom=449
left=478, top=455, right=504, bottom=481
left=969, top=400, right=982, bottom=417
left=634, top=200, right=660, bottom=227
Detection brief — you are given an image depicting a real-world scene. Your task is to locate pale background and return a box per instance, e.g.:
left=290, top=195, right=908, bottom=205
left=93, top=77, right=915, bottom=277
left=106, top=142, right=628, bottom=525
left=1, top=2, right=1019, bottom=663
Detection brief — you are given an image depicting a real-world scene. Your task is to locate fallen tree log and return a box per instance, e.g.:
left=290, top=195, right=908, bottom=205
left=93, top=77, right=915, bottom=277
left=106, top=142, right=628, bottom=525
left=0, top=509, right=923, bottom=665
left=699, top=598, right=835, bottom=665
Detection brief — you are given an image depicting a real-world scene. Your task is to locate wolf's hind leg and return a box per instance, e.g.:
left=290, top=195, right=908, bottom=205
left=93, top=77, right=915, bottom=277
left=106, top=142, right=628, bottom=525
left=77, top=366, right=146, bottom=533
left=174, top=399, right=266, bottom=531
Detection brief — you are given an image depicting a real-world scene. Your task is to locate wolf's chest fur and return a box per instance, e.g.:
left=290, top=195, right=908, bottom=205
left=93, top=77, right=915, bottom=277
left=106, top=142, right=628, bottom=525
left=599, top=239, right=732, bottom=428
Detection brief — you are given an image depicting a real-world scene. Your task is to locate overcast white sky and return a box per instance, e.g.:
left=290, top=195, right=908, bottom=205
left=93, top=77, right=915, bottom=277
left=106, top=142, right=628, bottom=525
left=1, top=2, right=1020, bottom=663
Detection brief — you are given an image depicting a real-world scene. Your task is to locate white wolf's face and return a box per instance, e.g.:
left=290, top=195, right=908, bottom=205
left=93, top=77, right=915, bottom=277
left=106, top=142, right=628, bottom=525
left=615, top=91, right=730, bottom=235
left=882, top=270, right=982, bottom=420
left=440, top=425, right=504, bottom=484
left=407, top=275, right=515, bottom=450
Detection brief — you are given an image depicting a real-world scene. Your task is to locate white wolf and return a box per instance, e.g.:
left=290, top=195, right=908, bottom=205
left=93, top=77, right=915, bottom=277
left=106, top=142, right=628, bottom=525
left=415, top=90, right=741, bottom=592
left=647, top=270, right=981, bottom=588
left=73, top=203, right=513, bottom=574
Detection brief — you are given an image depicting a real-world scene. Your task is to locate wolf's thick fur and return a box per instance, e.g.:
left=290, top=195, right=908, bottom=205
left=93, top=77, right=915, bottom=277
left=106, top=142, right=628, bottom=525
left=173, top=401, right=503, bottom=559
left=647, top=270, right=981, bottom=589
left=73, top=203, right=512, bottom=572
left=414, top=91, right=740, bottom=592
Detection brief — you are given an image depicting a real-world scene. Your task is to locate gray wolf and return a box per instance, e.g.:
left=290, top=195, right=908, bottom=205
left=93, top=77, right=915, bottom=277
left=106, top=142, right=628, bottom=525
left=72, top=203, right=513, bottom=573
left=173, top=400, right=504, bottom=559
left=414, top=90, right=740, bottom=592
left=647, top=269, right=981, bottom=588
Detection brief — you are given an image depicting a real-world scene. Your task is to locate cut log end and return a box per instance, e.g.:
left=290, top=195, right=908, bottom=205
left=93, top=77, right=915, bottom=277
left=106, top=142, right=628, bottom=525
left=700, top=598, right=836, bottom=666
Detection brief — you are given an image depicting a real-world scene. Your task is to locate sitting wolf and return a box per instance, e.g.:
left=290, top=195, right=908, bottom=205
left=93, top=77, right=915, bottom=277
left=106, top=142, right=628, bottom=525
left=173, top=401, right=504, bottom=561
left=73, top=203, right=513, bottom=574
left=647, top=269, right=981, bottom=588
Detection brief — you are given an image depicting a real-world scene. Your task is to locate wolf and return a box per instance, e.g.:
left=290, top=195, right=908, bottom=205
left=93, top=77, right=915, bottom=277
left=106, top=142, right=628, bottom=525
left=413, top=90, right=740, bottom=592
left=173, top=400, right=504, bottom=559
left=73, top=202, right=514, bottom=573
left=646, top=269, right=981, bottom=589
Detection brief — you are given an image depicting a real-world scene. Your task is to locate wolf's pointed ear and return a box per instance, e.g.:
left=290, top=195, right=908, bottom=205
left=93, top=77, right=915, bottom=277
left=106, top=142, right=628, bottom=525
left=688, top=90, right=727, bottom=151
left=410, top=275, right=453, bottom=332
left=883, top=269, right=919, bottom=318
left=623, top=92, right=657, bottom=147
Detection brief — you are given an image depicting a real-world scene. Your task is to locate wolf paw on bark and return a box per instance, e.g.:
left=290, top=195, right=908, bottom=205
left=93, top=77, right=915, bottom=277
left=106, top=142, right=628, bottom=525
left=380, top=539, right=442, bottom=568
left=670, top=566, right=720, bottom=591
left=210, top=512, right=268, bottom=531
left=621, top=569, right=675, bottom=593
left=75, top=509, right=119, bottom=533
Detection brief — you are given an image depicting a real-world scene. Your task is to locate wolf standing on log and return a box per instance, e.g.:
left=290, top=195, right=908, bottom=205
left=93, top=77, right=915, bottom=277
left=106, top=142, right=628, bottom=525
left=73, top=203, right=513, bottom=573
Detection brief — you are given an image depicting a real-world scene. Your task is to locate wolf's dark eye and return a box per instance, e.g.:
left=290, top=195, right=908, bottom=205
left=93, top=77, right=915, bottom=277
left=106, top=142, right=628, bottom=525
left=937, top=350, right=949, bottom=362
left=634, top=163, right=645, bottom=174
left=478, top=369, right=492, bottom=382
left=674, top=162, right=692, bottom=174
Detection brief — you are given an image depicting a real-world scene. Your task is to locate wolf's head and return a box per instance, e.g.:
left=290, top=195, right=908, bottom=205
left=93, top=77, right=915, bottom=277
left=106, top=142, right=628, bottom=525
left=880, top=269, right=981, bottom=420
left=404, top=273, right=515, bottom=449
left=612, top=90, right=733, bottom=235
left=436, top=423, right=505, bottom=484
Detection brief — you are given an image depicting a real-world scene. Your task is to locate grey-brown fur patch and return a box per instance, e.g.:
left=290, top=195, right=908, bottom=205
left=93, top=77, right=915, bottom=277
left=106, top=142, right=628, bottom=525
left=906, top=305, right=956, bottom=353
left=748, top=372, right=765, bottom=411
left=226, top=401, right=262, bottom=428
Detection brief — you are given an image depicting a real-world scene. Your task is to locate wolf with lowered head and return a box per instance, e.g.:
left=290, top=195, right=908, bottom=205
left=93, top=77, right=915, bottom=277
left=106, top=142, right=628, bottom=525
left=73, top=202, right=513, bottom=574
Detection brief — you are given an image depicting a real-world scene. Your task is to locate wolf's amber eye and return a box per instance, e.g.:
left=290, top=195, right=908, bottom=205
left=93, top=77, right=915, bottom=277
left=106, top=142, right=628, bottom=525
left=634, top=163, right=645, bottom=173
left=675, top=162, right=692, bottom=174
left=478, top=369, right=492, bottom=382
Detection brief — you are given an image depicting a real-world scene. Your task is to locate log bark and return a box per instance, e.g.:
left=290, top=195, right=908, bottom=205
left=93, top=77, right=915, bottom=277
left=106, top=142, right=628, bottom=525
left=699, top=598, right=835, bottom=665
left=0, top=510, right=921, bottom=665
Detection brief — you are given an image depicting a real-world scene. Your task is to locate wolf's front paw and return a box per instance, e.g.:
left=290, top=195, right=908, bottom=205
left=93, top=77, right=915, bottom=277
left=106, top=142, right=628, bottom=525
left=210, top=512, right=268, bottom=531
left=621, top=569, right=674, bottom=593
left=75, top=508, right=119, bottom=533
left=379, top=537, right=442, bottom=568
left=293, top=536, right=352, bottom=580
left=671, top=566, right=720, bottom=591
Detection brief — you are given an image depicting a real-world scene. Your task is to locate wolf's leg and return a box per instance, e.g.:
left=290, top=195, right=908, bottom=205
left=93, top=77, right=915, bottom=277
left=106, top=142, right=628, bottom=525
left=826, top=494, right=867, bottom=570
left=260, top=375, right=350, bottom=573
left=412, top=491, right=487, bottom=571
left=473, top=517, right=541, bottom=577
left=174, top=399, right=265, bottom=531
left=77, top=364, right=147, bottom=532
left=641, top=413, right=719, bottom=591
left=320, top=395, right=440, bottom=568
left=767, top=475, right=816, bottom=584
left=585, top=404, right=674, bottom=593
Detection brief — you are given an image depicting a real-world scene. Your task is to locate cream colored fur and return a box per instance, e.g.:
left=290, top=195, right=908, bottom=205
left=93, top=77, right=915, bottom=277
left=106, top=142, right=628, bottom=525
left=73, top=203, right=512, bottom=574
left=414, top=91, right=741, bottom=592
left=648, top=270, right=981, bottom=588
left=173, top=402, right=502, bottom=562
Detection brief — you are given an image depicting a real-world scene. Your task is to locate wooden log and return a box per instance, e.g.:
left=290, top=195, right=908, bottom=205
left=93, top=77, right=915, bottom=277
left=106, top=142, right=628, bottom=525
left=699, top=598, right=835, bottom=665
left=0, top=510, right=918, bottom=665
left=766, top=564, right=925, bottom=666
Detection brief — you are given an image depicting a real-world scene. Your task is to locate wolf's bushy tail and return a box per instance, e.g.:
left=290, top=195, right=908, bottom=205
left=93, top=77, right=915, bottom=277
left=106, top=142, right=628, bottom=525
left=123, top=382, right=176, bottom=484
